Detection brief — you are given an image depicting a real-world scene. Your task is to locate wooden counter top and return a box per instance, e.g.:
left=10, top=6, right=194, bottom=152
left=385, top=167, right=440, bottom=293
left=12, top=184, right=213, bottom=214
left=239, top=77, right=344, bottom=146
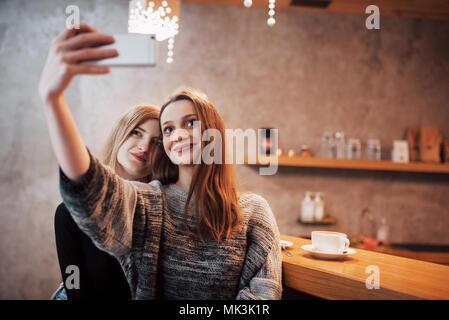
left=280, top=234, right=449, bottom=300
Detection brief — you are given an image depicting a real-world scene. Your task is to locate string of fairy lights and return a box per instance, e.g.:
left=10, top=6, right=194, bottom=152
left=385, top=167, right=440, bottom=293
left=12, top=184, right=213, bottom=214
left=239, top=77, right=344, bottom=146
left=244, top=0, right=277, bottom=26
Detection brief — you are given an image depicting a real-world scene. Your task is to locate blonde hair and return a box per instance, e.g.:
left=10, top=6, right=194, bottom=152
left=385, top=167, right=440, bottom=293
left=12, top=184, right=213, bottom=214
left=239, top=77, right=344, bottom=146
left=100, top=105, right=160, bottom=183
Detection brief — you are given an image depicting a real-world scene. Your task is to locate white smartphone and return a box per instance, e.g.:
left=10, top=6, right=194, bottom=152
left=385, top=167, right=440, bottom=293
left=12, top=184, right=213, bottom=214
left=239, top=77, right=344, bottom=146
left=82, top=34, right=157, bottom=67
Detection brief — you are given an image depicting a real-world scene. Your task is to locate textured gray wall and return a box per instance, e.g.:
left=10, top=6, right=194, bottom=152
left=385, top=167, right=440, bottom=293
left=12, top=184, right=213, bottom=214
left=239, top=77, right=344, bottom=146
left=1, top=0, right=448, bottom=299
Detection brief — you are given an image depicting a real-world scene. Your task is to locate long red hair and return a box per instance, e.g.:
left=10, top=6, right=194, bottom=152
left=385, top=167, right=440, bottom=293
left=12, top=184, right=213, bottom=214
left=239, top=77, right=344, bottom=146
left=150, top=88, right=244, bottom=242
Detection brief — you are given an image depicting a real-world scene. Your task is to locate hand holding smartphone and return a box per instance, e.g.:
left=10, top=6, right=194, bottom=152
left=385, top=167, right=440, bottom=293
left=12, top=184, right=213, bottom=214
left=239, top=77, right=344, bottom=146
left=82, top=34, right=157, bottom=67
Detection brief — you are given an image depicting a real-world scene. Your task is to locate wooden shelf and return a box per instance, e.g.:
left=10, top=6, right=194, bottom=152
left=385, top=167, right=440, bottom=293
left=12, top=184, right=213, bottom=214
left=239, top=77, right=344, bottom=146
left=244, top=155, right=449, bottom=174
left=297, top=216, right=337, bottom=226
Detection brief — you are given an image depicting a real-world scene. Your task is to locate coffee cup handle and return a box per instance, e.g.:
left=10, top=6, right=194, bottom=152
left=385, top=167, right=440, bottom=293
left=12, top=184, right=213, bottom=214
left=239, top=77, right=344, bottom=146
left=344, top=238, right=350, bottom=250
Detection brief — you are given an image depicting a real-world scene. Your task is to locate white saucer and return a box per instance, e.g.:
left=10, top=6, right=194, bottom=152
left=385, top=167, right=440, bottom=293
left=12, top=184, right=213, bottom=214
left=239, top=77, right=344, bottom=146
left=301, top=244, right=356, bottom=260
left=280, top=240, right=294, bottom=248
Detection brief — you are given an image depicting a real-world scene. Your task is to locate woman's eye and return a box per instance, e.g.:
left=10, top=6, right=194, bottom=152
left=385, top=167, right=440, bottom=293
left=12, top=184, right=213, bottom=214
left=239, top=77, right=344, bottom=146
left=187, top=119, right=197, bottom=127
left=163, top=127, right=173, bottom=134
left=131, top=129, right=142, bottom=137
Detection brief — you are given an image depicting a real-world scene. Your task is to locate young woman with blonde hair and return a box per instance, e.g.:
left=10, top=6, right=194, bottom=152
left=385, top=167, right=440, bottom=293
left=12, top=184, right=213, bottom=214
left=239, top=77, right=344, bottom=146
left=40, top=24, right=282, bottom=299
left=52, top=105, right=160, bottom=299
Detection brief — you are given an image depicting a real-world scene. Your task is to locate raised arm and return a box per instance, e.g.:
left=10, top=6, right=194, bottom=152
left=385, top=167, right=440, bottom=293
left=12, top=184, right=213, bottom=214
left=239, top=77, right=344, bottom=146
left=38, top=24, right=118, bottom=181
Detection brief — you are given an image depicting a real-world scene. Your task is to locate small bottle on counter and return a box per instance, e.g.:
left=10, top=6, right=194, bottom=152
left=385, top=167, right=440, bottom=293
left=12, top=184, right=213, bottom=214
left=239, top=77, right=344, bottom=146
left=314, top=192, right=324, bottom=222
left=301, top=191, right=314, bottom=222
left=377, top=217, right=389, bottom=244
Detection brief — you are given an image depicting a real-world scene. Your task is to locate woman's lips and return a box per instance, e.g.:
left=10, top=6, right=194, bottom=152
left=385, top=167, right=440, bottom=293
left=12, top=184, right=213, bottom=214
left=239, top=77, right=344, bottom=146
left=130, top=152, right=146, bottom=162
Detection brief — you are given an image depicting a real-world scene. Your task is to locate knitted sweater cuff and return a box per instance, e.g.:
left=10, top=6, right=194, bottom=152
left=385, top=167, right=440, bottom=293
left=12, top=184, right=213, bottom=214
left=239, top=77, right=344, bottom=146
left=59, top=147, right=97, bottom=195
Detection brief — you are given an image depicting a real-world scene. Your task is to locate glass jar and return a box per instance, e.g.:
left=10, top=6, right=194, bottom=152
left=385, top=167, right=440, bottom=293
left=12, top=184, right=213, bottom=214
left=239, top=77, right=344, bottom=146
left=334, top=132, right=345, bottom=159
left=287, top=148, right=296, bottom=157
left=300, top=145, right=312, bottom=157
left=321, top=132, right=331, bottom=158
left=346, top=138, right=361, bottom=159
left=366, top=139, right=381, bottom=160
left=359, top=208, right=376, bottom=240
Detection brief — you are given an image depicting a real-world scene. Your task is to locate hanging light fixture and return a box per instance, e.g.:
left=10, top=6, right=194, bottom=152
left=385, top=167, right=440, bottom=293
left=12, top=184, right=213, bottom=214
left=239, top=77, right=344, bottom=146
left=128, top=0, right=180, bottom=63
left=267, top=0, right=276, bottom=26
left=243, top=0, right=276, bottom=26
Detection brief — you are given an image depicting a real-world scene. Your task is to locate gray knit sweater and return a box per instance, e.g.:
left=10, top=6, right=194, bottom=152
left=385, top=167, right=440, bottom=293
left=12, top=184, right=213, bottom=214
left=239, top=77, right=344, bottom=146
left=59, top=151, right=282, bottom=300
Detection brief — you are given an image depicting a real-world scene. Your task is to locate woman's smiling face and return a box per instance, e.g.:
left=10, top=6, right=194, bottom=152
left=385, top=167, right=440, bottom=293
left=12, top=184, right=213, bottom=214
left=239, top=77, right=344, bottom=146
left=160, top=99, right=202, bottom=166
left=116, top=119, right=160, bottom=181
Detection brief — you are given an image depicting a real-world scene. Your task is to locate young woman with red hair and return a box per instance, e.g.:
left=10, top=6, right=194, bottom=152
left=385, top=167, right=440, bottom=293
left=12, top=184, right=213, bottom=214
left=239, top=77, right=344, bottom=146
left=39, top=24, right=282, bottom=299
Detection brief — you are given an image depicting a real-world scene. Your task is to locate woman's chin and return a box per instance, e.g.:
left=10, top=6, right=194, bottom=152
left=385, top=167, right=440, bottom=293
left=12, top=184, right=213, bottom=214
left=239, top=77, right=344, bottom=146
left=171, top=151, right=203, bottom=166
left=121, top=165, right=148, bottom=180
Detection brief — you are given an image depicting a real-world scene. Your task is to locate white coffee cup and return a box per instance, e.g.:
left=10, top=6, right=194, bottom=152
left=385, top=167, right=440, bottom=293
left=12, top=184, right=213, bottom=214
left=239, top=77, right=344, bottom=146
left=311, top=231, right=350, bottom=254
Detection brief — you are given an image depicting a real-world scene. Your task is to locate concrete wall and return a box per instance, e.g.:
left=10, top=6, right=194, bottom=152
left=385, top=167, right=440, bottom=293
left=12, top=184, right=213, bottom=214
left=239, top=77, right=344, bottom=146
left=0, top=0, right=448, bottom=299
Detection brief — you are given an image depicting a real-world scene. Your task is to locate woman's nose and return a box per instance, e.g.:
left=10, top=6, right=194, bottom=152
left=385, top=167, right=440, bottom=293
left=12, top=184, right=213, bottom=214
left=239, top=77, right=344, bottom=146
left=173, top=128, right=190, bottom=141
left=137, top=142, right=148, bottom=152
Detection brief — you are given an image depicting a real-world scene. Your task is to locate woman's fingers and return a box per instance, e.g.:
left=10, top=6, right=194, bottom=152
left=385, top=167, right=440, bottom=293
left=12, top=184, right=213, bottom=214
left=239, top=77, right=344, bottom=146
left=68, top=64, right=111, bottom=75
left=39, top=24, right=110, bottom=103
left=60, top=32, right=115, bottom=51
left=54, top=23, right=97, bottom=43
left=75, top=23, right=97, bottom=34
left=62, top=47, right=118, bottom=63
